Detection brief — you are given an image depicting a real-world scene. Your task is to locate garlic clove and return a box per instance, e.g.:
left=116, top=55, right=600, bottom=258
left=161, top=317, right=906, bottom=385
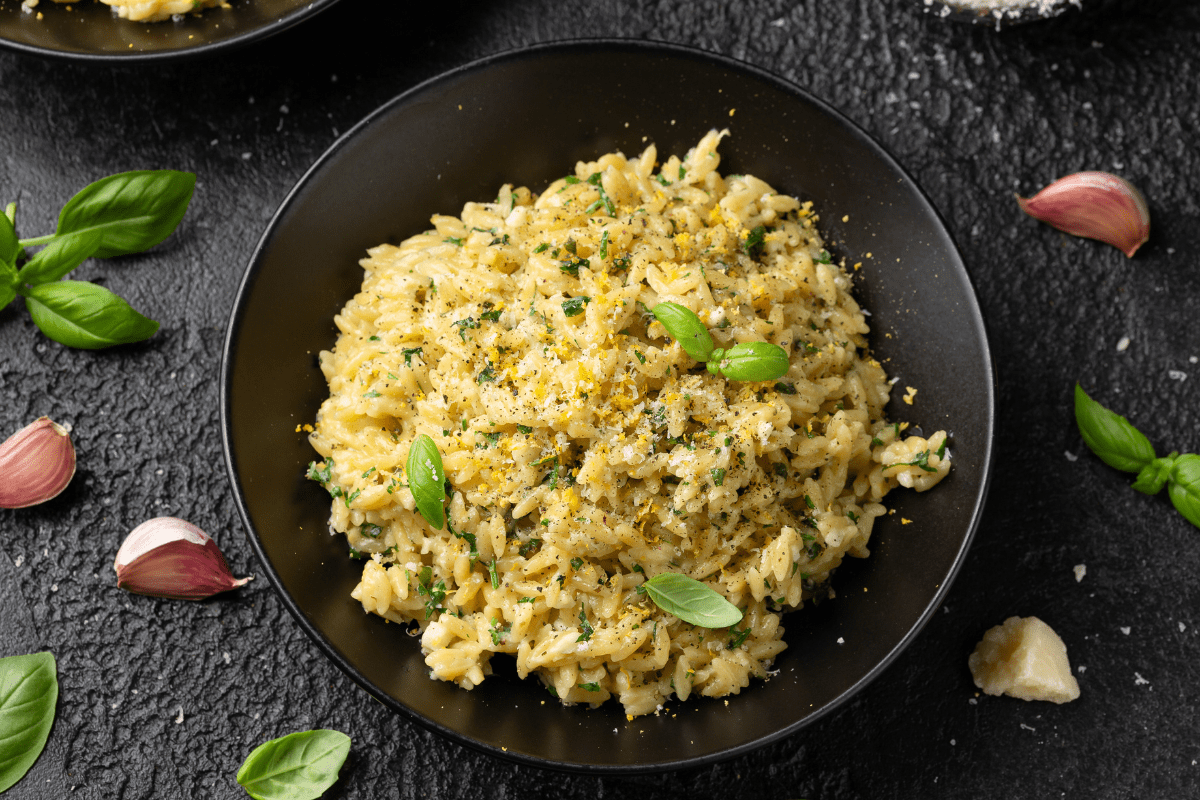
left=1017, top=171, right=1151, bottom=258
left=114, top=517, right=252, bottom=601
left=0, top=417, right=76, bottom=509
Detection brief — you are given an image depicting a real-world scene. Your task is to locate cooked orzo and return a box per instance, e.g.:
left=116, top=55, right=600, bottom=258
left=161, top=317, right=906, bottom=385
left=21, top=0, right=224, bottom=22
left=306, top=130, right=951, bottom=717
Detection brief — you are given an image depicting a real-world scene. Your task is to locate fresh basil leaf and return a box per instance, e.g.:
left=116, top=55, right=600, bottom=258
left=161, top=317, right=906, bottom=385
left=17, top=229, right=102, bottom=286
left=55, top=170, right=195, bottom=259
left=1168, top=454, right=1200, bottom=529
left=1131, top=454, right=1177, bottom=496
left=651, top=302, right=714, bottom=362
left=0, top=282, right=14, bottom=312
left=406, top=434, right=446, bottom=530
left=639, top=572, right=743, bottom=628
left=1074, top=384, right=1155, bottom=473
left=0, top=204, right=18, bottom=266
left=0, top=652, right=58, bottom=794
left=236, top=729, right=351, bottom=800
left=709, top=341, right=790, bottom=382
left=24, top=280, right=158, bottom=349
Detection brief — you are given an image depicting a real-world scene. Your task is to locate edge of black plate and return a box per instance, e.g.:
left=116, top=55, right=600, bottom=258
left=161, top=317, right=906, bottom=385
left=220, top=38, right=996, bottom=774
left=0, top=0, right=340, bottom=62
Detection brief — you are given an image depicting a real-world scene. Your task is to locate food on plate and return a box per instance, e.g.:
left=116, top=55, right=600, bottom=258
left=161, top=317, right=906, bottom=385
left=20, top=0, right=225, bottom=22
left=305, top=130, right=952, bottom=716
left=968, top=616, right=1080, bottom=703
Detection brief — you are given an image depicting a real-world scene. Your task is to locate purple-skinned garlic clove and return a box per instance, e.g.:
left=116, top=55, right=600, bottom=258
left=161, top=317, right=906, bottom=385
left=1016, top=171, right=1150, bottom=258
left=114, top=517, right=252, bottom=600
left=0, top=417, right=76, bottom=509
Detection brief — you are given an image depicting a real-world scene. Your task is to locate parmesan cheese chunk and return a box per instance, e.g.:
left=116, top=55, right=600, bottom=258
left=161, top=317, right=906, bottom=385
left=968, top=616, right=1080, bottom=704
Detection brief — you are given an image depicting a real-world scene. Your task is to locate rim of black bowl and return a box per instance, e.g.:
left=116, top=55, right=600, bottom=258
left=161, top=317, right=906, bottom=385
left=0, top=0, right=340, bottom=62
left=221, top=38, right=996, bottom=774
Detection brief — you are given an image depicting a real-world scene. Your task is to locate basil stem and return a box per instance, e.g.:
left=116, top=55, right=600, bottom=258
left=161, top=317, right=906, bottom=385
left=651, top=302, right=714, bottom=362
left=1168, top=454, right=1200, bottom=529
left=0, top=652, right=58, bottom=794
left=638, top=572, right=743, bottom=628
left=1131, top=454, right=1178, bottom=496
left=23, top=280, right=159, bottom=349
left=236, top=729, right=351, bottom=800
left=16, top=229, right=101, bottom=286
left=1074, top=384, right=1156, bottom=473
left=708, top=341, right=790, bottom=382
left=49, top=170, right=196, bottom=259
left=407, top=434, right=447, bottom=530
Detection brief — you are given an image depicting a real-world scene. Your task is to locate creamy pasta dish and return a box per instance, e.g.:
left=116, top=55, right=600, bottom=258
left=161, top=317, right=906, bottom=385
left=306, top=130, right=950, bottom=717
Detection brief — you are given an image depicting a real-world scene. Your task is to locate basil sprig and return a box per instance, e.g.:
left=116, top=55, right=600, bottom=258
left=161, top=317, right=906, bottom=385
left=0, top=652, right=58, bottom=794
left=637, top=572, right=743, bottom=628
left=1, top=170, right=195, bottom=349
left=407, top=433, right=448, bottom=529
left=650, top=302, right=790, bottom=382
left=236, top=729, right=351, bottom=800
left=1075, top=384, right=1200, bottom=528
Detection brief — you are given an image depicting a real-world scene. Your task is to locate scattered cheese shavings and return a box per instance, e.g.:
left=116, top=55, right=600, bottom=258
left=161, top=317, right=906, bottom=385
left=1073, top=564, right=1086, bottom=582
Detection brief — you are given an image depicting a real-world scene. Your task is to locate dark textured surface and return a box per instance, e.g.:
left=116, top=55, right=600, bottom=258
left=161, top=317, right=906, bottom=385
left=1, top=0, right=1198, bottom=797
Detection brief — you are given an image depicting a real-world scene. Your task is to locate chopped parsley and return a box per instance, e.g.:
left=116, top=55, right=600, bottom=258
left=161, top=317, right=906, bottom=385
left=743, top=224, right=767, bottom=258
left=728, top=625, right=752, bottom=649
left=517, top=425, right=533, bottom=434
left=443, top=236, right=464, bottom=246
left=579, top=682, right=601, bottom=692
left=576, top=604, right=594, bottom=642
left=561, top=296, right=590, bottom=317
left=885, top=449, right=938, bottom=473
left=634, top=350, right=647, bottom=364
left=402, top=346, right=422, bottom=366
left=488, top=559, right=500, bottom=589
left=710, top=467, right=727, bottom=487
left=453, top=317, right=479, bottom=341
left=360, top=522, right=383, bottom=539
left=533, top=242, right=551, bottom=253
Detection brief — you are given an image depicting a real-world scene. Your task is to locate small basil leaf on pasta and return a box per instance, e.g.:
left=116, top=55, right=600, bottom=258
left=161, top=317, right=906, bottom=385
left=236, top=729, right=350, bottom=800
left=0, top=652, right=58, bottom=794
left=639, top=572, right=743, bottom=628
left=1167, top=454, right=1200, bottom=529
left=711, top=341, right=790, bottom=382
left=651, top=302, right=714, bottom=362
left=407, top=434, right=447, bottom=530
left=1074, top=384, right=1156, bottom=473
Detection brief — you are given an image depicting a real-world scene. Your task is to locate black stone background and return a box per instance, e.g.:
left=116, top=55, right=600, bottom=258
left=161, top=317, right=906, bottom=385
left=1, top=0, right=1198, bottom=797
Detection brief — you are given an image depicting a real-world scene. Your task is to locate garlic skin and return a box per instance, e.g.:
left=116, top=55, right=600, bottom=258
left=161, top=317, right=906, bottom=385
left=1017, top=171, right=1150, bottom=258
left=114, top=517, right=252, bottom=601
left=0, top=417, right=77, bottom=509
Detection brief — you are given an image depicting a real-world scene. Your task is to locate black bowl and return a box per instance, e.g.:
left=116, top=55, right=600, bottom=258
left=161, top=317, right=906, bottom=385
left=0, top=0, right=339, bottom=61
left=222, top=40, right=995, bottom=773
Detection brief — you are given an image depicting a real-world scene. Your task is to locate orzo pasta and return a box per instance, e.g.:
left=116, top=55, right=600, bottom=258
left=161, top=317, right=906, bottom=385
left=306, top=130, right=951, bottom=717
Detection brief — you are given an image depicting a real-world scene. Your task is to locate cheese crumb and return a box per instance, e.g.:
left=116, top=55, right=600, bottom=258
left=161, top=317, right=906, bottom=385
left=902, top=386, right=918, bottom=405
left=968, top=616, right=1080, bottom=704
left=1073, top=564, right=1086, bottom=582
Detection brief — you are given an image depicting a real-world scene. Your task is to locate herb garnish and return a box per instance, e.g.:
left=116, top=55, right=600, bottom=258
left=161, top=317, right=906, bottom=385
left=576, top=604, right=594, bottom=642
left=406, top=434, right=447, bottom=529
left=236, top=730, right=351, bottom=800
left=0, top=652, right=57, bottom=794
left=650, top=302, right=790, bottom=382
left=636, top=572, right=743, bottom=628
left=1, top=171, right=195, bottom=349
left=1075, top=384, right=1200, bottom=528
left=562, top=296, right=590, bottom=317
left=402, top=347, right=422, bottom=367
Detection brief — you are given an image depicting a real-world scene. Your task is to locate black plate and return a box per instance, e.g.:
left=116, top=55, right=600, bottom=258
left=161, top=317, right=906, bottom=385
left=0, top=0, right=338, bottom=61
left=222, top=40, right=995, bottom=773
